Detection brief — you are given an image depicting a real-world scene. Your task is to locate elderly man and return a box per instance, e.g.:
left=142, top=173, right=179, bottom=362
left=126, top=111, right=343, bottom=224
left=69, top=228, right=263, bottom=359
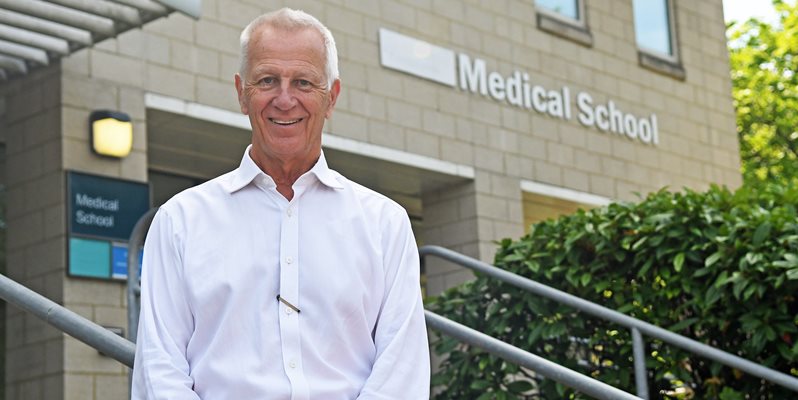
left=132, top=8, right=430, bottom=399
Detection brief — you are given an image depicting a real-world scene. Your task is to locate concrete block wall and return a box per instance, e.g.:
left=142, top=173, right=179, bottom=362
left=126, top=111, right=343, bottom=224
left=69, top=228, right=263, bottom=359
left=421, top=173, right=524, bottom=297
left=316, top=0, right=738, bottom=263
left=421, top=182, right=480, bottom=296
left=1, top=67, right=66, bottom=400
left=107, top=0, right=736, bottom=255
left=1, top=32, right=151, bottom=400
left=54, top=42, right=151, bottom=399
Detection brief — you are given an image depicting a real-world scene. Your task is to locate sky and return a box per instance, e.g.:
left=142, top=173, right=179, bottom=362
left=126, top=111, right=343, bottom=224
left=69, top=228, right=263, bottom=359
left=722, top=0, right=779, bottom=24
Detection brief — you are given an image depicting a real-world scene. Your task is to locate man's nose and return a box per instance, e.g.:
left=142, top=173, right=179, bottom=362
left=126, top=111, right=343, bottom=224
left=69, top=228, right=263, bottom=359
left=272, top=84, right=297, bottom=110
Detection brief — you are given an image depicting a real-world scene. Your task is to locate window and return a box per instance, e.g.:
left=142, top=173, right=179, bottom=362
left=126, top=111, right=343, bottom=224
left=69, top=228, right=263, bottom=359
left=633, top=0, right=673, bottom=55
left=535, top=0, right=592, bottom=47
left=633, top=0, right=685, bottom=79
left=536, top=0, right=580, bottom=21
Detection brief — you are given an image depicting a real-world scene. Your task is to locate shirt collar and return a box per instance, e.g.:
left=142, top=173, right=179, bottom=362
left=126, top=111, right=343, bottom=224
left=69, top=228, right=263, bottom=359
left=307, top=150, right=344, bottom=190
left=226, top=145, right=343, bottom=193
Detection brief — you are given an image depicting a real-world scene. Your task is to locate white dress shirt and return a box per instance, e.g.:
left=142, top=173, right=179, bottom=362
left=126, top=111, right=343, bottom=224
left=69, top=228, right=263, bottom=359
left=132, top=147, right=430, bottom=399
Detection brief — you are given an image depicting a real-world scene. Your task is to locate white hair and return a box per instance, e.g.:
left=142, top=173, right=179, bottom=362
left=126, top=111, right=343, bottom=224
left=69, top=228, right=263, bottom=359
left=238, top=8, right=339, bottom=90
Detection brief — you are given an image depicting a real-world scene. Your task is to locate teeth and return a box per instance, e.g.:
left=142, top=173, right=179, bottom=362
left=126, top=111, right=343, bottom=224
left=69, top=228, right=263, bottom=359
left=270, top=118, right=302, bottom=125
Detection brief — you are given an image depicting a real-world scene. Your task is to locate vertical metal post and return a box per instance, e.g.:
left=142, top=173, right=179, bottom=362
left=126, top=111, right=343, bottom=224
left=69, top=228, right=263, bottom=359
left=126, top=207, right=158, bottom=345
left=427, top=311, right=642, bottom=400
left=632, top=327, right=649, bottom=399
left=126, top=207, right=158, bottom=396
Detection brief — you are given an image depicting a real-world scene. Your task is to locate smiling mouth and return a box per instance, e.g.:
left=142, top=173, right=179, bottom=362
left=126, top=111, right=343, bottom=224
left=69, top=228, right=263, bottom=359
left=269, top=118, right=303, bottom=126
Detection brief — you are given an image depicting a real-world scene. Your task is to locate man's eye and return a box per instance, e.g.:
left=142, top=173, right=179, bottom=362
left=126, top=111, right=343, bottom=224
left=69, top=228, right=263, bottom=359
left=296, top=79, right=312, bottom=88
left=259, top=77, right=276, bottom=85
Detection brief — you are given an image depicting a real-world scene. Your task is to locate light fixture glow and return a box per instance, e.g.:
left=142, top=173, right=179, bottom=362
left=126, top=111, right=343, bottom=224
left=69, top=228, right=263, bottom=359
left=90, top=110, right=132, bottom=158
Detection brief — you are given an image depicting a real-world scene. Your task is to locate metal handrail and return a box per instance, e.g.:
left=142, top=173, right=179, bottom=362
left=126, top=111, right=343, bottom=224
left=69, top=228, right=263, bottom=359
left=426, top=310, right=641, bottom=399
left=0, top=273, right=135, bottom=367
left=0, top=266, right=640, bottom=400
left=420, top=245, right=798, bottom=397
left=0, top=238, right=788, bottom=398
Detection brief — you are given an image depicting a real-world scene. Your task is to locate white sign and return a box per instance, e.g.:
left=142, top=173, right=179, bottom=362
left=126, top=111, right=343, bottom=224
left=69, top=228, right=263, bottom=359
left=379, top=29, right=659, bottom=146
left=379, top=28, right=456, bottom=86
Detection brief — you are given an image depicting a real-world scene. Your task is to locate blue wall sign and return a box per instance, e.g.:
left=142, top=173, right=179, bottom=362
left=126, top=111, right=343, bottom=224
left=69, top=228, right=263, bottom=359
left=67, top=171, right=150, bottom=280
left=68, top=171, right=150, bottom=240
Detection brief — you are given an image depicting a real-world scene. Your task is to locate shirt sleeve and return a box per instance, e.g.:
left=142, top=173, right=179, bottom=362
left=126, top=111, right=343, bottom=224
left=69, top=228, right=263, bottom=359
left=358, top=208, right=430, bottom=399
left=131, top=207, right=200, bottom=400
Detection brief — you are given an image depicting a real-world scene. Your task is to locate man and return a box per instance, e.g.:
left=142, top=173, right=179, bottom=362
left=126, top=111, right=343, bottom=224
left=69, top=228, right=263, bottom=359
left=132, top=8, right=430, bottom=399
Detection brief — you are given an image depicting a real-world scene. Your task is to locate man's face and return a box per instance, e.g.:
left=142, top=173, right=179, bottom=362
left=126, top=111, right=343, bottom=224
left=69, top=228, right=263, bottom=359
left=235, top=26, right=340, bottom=168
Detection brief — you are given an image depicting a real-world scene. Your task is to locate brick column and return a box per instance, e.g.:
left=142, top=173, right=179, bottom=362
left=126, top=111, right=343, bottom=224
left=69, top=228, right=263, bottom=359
left=58, top=48, right=149, bottom=400
left=421, top=171, right=524, bottom=297
left=3, top=67, right=66, bottom=400
left=2, top=48, right=149, bottom=399
left=421, top=181, right=480, bottom=297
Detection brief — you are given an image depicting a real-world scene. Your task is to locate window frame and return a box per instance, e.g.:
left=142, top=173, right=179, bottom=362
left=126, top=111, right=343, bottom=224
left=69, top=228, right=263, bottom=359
left=634, top=0, right=685, bottom=79
left=535, top=0, right=593, bottom=47
left=535, top=0, right=586, bottom=27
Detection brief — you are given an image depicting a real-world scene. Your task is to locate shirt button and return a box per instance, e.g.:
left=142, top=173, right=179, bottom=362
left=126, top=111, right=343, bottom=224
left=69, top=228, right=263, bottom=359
left=285, top=306, right=293, bottom=315
left=286, top=256, right=293, bottom=265
left=289, top=360, right=296, bottom=369
left=287, top=207, right=293, bottom=217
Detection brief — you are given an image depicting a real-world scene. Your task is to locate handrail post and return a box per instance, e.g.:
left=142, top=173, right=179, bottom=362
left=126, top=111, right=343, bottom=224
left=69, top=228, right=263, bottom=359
left=126, top=207, right=158, bottom=345
left=126, top=207, right=158, bottom=397
left=425, top=311, right=642, bottom=400
left=632, top=327, right=649, bottom=399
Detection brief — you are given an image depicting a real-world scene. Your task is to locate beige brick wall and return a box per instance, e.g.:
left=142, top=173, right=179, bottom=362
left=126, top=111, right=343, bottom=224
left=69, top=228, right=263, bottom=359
left=2, top=67, right=66, bottom=400
left=308, top=0, right=737, bottom=205
left=57, top=51, right=150, bottom=400
left=421, top=182, right=480, bottom=296
left=2, top=33, right=151, bottom=400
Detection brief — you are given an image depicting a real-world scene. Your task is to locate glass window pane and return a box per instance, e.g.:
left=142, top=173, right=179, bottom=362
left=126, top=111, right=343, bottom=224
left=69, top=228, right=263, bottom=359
left=633, top=0, right=673, bottom=55
left=536, top=0, right=579, bottom=20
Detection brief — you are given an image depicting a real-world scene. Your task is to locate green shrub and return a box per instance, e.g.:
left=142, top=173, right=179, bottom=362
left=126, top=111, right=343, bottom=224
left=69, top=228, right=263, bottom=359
left=429, top=184, right=798, bottom=399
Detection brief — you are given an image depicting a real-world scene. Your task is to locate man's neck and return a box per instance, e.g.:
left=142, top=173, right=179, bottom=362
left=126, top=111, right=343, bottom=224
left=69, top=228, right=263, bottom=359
left=251, top=150, right=320, bottom=201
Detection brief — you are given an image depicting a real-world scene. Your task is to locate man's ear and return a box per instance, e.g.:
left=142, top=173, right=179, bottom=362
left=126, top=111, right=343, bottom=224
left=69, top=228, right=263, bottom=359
left=325, top=79, right=341, bottom=119
left=235, top=73, right=248, bottom=115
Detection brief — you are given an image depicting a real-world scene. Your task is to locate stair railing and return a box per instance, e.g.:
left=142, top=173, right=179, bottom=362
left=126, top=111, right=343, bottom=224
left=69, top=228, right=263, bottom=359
left=420, top=245, right=798, bottom=399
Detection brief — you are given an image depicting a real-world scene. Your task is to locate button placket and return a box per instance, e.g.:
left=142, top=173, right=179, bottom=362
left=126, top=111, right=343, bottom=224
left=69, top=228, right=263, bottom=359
left=277, top=199, right=309, bottom=399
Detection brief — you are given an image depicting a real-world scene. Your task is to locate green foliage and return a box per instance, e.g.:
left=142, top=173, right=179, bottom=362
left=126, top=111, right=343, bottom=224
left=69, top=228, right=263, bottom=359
left=728, top=0, right=798, bottom=187
left=429, top=184, right=798, bottom=399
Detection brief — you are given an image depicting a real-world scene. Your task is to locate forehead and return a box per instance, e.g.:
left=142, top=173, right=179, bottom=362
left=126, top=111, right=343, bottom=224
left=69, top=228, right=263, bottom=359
left=247, top=26, right=326, bottom=73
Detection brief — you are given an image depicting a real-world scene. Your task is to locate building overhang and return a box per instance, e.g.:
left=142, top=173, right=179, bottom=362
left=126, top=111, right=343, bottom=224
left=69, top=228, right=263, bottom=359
left=0, top=0, right=201, bottom=80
